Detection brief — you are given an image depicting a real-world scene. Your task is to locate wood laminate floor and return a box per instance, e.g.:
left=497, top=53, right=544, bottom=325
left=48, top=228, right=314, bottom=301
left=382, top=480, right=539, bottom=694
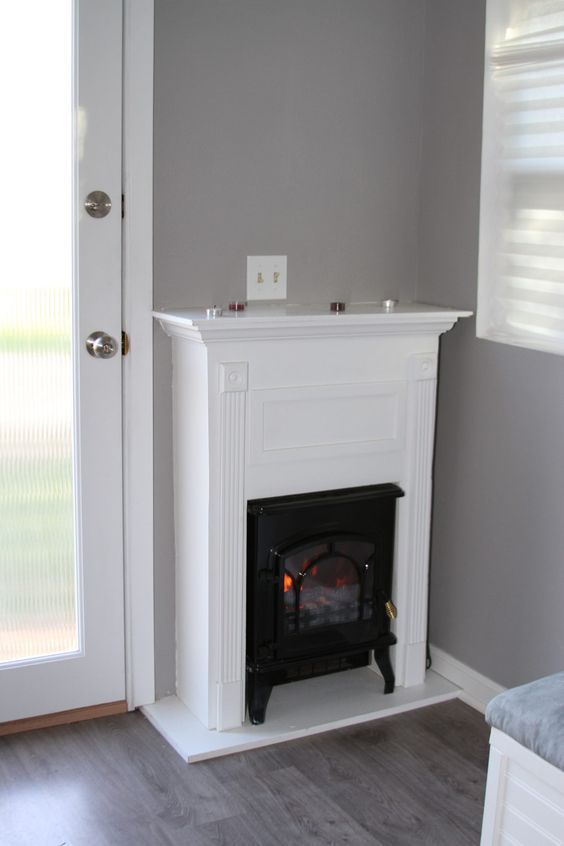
left=0, top=698, right=489, bottom=846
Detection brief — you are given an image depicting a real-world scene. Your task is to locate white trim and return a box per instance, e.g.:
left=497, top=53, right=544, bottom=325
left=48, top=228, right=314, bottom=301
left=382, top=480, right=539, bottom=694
left=154, top=303, right=471, bottom=344
left=122, top=0, right=155, bottom=708
left=480, top=742, right=507, bottom=845
left=481, top=728, right=564, bottom=846
left=490, top=728, right=564, bottom=793
left=430, top=645, right=505, bottom=713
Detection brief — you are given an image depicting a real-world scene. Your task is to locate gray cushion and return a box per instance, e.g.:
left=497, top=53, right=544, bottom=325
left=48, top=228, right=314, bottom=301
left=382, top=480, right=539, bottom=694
left=485, top=672, right=564, bottom=772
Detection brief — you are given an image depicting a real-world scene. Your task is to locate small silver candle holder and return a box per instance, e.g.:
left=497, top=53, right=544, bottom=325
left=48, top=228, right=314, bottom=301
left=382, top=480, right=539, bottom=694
left=205, top=306, right=223, bottom=319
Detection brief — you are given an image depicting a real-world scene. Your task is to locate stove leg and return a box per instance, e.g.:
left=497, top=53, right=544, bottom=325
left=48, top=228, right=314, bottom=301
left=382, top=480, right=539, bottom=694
left=374, top=649, right=395, bottom=694
left=247, top=674, right=273, bottom=725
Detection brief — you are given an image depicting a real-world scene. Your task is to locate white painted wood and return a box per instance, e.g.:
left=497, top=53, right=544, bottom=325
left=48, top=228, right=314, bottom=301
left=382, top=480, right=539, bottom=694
left=491, top=730, right=564, bottom=802
left=155, top=302, right=471, bottom=344
left=122, top=0, right=155, bottom=709
left=394, top=353, right=438, bottom=687
left=142, top=667, right=459, bottom=763
left=156, top=303, right=469, bottom=742
left=250, top=382, right=404, bottom=463
left=431, top=645, right=506, bottom=713
left=481, top=745, right=509, bottom=846
left=481, top=729, right=564, bottom=846
left=216, top=363, right=248, bottom=730
left=0, top=0, right=125, bottom=722
left=172, top=342, right=211, bottom=726
left=504, top=772, right=564, bottom=840
left=73, top=0, right=125, bottom=711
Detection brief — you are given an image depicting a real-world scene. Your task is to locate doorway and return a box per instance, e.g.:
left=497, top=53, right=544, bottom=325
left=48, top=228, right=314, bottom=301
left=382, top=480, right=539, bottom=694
left=0, top=0, right=126, bottom=724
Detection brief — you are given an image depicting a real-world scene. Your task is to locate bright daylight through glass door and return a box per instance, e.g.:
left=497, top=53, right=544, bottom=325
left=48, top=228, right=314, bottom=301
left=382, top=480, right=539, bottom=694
left=0, top=2, right=78, bottom=664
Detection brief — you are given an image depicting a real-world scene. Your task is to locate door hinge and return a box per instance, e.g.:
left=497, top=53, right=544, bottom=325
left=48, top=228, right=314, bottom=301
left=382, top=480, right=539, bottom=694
left=121, top=330, right=130, bottom=356
left=121, top=193, right=125, bottom=219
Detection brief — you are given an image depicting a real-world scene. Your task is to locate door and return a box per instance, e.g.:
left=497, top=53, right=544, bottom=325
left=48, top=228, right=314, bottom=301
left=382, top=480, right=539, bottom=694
left=0, top=0, right=125, bottom=723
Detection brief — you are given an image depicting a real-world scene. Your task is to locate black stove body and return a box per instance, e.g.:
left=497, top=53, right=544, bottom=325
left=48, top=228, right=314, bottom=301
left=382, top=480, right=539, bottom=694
left=246, top=483, right=403, bottom=724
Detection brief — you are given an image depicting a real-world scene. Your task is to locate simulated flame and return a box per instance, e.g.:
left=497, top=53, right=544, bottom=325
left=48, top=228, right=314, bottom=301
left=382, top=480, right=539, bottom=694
left=283, top=564, right=353, bottom=593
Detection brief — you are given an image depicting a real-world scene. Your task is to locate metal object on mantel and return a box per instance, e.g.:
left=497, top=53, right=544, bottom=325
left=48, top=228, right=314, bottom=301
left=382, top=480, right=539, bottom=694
left=330, top=301, right=346, bottom=313
left=205, top=306, right=223, bottom=319
left=381, top=298, right=399, bottom=310
left=228, top=301, right=246, bottom=312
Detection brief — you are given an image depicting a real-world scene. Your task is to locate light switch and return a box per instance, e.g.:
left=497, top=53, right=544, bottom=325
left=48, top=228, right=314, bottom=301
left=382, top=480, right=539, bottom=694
left=246, top=256, right=287, bottom=301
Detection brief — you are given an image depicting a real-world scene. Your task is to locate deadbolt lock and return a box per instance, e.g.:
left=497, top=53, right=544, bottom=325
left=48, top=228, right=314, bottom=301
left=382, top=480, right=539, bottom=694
left=84, top=190, right=112, bottom=219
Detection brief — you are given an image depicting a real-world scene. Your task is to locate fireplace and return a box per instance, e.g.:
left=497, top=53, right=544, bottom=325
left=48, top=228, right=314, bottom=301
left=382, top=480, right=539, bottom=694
left=246, top=484, right=403, bottom=723
left=148, top=303, right=470, bottom=759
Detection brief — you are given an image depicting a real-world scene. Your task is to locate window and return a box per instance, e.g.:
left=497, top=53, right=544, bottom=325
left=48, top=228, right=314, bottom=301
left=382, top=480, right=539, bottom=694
left=477, top=0, right=564, bottom=355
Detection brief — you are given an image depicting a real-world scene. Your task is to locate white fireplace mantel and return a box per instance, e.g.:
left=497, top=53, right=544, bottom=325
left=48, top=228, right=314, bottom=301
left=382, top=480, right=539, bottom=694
left=145, top=301, right=471, bottom=761
left=154, top=300, right=469, bottom=342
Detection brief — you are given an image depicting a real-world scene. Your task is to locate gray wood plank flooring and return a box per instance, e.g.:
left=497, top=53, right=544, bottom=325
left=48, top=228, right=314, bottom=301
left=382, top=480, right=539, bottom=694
left=0, top=699, right=489, bottom=846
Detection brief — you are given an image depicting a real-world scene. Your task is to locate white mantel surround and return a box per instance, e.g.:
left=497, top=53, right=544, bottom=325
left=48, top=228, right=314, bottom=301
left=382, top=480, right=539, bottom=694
left=146, top=302, right=471, bottom=762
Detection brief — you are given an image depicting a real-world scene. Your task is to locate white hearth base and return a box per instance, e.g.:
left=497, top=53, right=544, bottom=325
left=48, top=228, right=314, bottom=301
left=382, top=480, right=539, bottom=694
left=142, top=668, right=459, bottom=763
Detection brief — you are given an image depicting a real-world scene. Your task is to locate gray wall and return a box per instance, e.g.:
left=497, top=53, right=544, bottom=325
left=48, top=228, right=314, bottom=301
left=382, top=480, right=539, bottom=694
left=153, top=0, right=426, bottom=697
left=154, top=0, right=564, bottom=699
left=419, top=0, right=564, bottom=687
left=154, top=0, right=425, bottom=309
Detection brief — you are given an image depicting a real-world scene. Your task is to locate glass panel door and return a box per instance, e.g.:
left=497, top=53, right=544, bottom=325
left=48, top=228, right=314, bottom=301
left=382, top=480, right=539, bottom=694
left=0, top=2, right=77, bottom=664
left=0, top=0, right=126, bottom=725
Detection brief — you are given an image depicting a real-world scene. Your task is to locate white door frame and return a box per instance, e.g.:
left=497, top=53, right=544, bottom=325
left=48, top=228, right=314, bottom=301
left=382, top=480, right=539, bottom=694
left=122, top=0, right=155, bottom=708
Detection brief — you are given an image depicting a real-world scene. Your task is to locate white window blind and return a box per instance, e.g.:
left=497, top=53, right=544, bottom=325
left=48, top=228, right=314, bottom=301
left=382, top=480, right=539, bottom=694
left=477, top=0, right=564, bottom=354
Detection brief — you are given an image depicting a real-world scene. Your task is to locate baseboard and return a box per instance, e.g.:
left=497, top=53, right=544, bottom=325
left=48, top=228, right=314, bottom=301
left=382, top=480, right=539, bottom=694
left=0, top=700, right=128, bottom=737
left=430, top=645, right=505, bottom=713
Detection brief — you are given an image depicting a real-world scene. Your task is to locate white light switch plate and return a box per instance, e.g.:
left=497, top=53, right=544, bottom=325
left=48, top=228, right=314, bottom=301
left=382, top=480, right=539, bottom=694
left=246, top=256, right=287, bottom=301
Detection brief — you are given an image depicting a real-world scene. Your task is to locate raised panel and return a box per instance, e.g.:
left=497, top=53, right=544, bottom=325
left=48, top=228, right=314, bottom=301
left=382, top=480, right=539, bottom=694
left=250, top=382, right=405, bottom=465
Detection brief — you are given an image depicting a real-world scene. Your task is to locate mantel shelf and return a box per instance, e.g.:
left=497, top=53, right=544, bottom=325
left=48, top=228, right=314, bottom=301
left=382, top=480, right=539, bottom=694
left=154, top=301, right=472, bottom=343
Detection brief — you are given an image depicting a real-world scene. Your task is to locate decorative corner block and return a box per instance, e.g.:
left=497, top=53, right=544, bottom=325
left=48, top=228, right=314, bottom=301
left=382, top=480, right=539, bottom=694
left=408, top=354, right=437, bottom=381
left=219, top=362, right=249, bottom=393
